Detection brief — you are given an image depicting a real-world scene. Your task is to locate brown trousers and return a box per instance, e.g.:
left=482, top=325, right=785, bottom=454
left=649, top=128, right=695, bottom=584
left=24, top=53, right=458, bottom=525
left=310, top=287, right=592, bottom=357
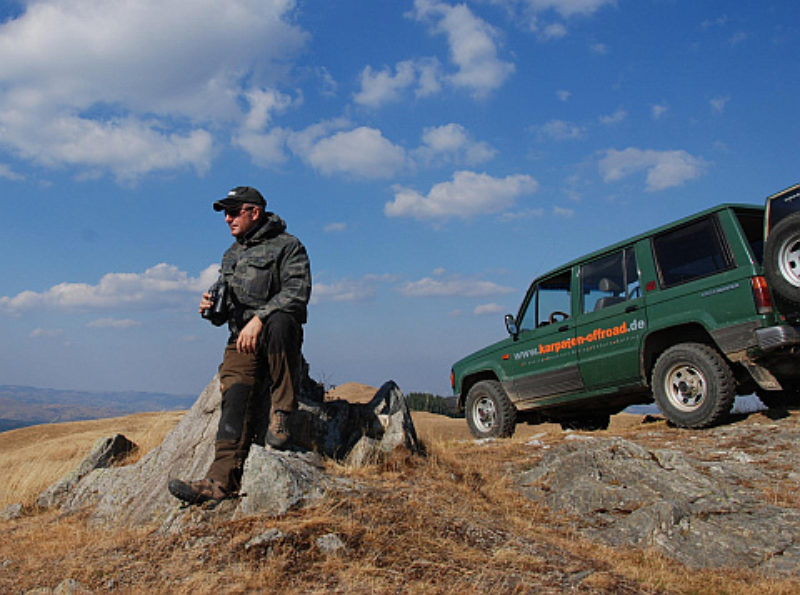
left=206, top=312, right=303, bottom=491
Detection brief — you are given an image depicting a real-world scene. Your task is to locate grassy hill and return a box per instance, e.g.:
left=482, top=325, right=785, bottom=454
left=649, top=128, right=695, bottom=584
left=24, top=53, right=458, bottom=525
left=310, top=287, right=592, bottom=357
left=1, top=393, right=798, bottom=594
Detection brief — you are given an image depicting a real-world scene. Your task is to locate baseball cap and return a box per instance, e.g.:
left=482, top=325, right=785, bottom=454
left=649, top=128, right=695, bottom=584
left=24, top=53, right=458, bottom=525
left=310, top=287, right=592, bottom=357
left=212, top=186, right=267, bottom=211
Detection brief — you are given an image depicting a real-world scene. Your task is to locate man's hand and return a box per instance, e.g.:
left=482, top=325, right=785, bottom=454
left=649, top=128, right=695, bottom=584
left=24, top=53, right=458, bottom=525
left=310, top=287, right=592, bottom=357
left=199, top=292, right=213, bottom=315
left=236, top=316, right=263, bottom=354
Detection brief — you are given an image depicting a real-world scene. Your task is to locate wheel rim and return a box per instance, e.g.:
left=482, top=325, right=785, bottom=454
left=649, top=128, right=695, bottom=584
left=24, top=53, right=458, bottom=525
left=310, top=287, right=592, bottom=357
left=663, top=363, right=707, bottom=412
left=778, top=233, right=800, bottom=288
left=471, top=396, right=497, bottom=433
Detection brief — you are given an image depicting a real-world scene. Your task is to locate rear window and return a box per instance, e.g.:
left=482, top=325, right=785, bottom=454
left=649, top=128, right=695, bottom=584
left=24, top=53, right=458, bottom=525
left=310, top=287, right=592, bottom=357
left=733, top=209, right=764, bottom=265
left=652, top=216, right=732, bottom=288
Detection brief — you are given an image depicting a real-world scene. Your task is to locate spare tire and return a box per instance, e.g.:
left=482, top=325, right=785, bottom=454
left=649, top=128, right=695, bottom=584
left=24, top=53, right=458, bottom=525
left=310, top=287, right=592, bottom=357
left=764, top=211, right=800, bottom=310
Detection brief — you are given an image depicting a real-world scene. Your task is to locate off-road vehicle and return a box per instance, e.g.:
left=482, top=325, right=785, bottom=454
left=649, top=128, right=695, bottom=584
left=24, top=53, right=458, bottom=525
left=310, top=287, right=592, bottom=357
left=451, top=183, right=800, bottom=438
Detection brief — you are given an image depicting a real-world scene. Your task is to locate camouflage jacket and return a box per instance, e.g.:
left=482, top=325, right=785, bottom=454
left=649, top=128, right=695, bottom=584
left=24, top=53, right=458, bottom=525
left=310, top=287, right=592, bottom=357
left=212, top=212, right=311, bottom=335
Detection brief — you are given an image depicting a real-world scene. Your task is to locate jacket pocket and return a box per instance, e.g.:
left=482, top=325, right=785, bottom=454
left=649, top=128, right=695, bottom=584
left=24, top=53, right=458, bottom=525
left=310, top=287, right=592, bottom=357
left=238, top=253, right=275, bottom=301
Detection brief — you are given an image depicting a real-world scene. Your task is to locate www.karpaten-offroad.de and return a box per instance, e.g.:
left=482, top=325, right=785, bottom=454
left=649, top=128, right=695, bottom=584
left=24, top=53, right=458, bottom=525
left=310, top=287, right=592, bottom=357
left=538, top=319, right=646, bottom=355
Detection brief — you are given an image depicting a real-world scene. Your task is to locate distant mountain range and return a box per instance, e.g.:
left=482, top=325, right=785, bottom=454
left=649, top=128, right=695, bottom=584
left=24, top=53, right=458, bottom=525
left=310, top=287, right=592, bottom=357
left=0, top=385, right=196, bottom=432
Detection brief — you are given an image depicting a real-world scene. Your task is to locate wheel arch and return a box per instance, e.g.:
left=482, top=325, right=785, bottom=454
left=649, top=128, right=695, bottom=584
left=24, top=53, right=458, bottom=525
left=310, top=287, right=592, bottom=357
left=458, top=370, right=501, bottom=411
left=642, top=323, right=718, bottom=384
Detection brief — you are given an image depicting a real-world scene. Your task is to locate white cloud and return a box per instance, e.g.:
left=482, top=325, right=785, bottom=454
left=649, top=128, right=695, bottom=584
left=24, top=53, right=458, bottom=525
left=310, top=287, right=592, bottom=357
left=0, top=163, right=24, bottom=181
left=474, top=302, right=506, bottom=316
left=6, top=113, right=214, bottom=181
left=525, top=0, right=616, bottom=18
left=510, top=0, right=615, bottom=38
left=354, top=61, right=418, bottom=108
left=651, top=103, right=669, bottom=119
left=411, top=0, right=515, bottom=97
left=311, top=274, right=397, bottom=304
left=30, top=328, right=63, bottom=338
left=537, top=119, right=585, bottom=141
left=301, top=127, right=407, bottom=179
left=324, top=222, right=348, bottom=233
left=599, top=109, right=627, bottom=125
left=386, top=170, right=539, bottom=220
left=0, top=0, right=307, bottom=179
left=598, top=147, right=708, bottom=192
left=540, top=23, right=568, bottom=39
left=553, top=205, right=574, bottom=217
left=710, top=96, right=730, bottom=114
left=398, top=273, right=514, bottom=298
left=556, top=89, right=571, bottom=102
left=87, top=318, right=142, bottom=329
left=354, top=58, right=444, bottom=108
left=413, top=123, right=496, bottom=166
left=0, top=263, right=218, bottom=313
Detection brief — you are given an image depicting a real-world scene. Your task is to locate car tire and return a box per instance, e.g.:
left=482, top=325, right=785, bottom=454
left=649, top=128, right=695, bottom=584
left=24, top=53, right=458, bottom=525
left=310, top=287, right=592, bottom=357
left=765, top=211, right=800, bottom=310
left=652, top=343, right=735, bottom=428
left=465, top=380, right=517, bottom=439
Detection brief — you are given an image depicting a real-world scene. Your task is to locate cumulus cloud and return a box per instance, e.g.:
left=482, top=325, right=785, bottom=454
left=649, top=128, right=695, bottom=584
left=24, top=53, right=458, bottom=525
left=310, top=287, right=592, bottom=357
left=474, top=302, right=506, bottom=316
left=0, top=163, right=24, bottom=181
left=651, top=103, right=669, bottom=119
left=301, top=127, right=407, bottom=179
left=525, top=0, right=617, bottom=18
left=0, top=0, right=307, bottom=179
left=598, top=147, right=708, bottom=192
left=411, top=0, right=515, bottom=97
left=0, top=263, right=218, bottom=313
left=30, top=328, right=64, bottom=338
left=507, top=0, right=616, bottom=38
left=398, top=272, right=514, bottom=298
left=354, top=60, right=445, bottom=108
left=537, top=119, right=585, bottom=141
left=386, top=170, right=539, bottom=220
left=413, top=123, right=496, bottom=166
left=87, top=318, right=142, bottom=329
left=311, top=274, right=396, bottom=304
left=599, top=108, right=627, bottom=125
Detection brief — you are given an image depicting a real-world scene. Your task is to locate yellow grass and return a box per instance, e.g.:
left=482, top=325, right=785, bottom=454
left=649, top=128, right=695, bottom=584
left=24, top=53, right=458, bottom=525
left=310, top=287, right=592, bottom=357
left=0, top=411, right=184, bottom=508
left=1, top=407, right=799, bottom=593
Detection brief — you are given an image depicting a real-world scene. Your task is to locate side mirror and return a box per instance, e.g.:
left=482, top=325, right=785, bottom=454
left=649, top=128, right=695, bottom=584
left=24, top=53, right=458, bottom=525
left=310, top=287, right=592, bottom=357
left=504, top=314, right=518, bottom=339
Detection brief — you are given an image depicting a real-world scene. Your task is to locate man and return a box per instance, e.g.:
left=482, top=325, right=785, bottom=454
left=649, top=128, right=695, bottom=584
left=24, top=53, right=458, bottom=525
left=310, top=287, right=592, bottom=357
left=168, top=186, right=312, bottom=505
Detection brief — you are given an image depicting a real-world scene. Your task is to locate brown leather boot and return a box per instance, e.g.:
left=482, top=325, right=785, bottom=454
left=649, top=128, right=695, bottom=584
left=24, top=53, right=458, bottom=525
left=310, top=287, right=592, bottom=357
left=167, top=478, right=229, bottom=505
left=266, top=410, right=291, bottom=450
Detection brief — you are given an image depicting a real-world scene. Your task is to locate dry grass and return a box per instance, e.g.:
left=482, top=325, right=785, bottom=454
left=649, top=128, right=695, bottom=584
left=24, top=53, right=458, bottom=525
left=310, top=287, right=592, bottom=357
left=2, top=436, right=798, bottom=593
left=0, top=411, right=184, bottom=508
left=1, top=407, right=799, bottom=593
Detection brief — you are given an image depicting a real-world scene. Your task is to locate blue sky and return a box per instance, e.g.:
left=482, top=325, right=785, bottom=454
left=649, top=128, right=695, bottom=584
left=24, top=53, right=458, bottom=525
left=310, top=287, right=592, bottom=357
left=0, top=0, right=798, bottom=398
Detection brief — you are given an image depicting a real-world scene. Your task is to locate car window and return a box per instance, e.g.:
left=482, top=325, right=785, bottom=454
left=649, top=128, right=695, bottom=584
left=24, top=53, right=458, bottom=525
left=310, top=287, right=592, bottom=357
left=652, top=216, right=732, bottom=288
left=581, top=248, right=639, bottom=313
left=519, top=270, right=572, bottom=331
left=733, top=209, right=764, bottom=265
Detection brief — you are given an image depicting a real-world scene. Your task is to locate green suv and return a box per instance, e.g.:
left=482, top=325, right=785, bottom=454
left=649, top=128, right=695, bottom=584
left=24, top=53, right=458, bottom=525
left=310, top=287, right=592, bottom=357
left=451, top=183, right=800, bottom=438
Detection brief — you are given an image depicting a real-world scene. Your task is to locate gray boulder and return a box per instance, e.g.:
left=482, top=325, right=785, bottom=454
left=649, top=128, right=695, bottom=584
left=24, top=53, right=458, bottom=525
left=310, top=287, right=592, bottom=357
left=39, top=376, right=421, bottom=531
left=36, top=433, right=136, bottom=510
left=517, top=436, right=800, bottom=575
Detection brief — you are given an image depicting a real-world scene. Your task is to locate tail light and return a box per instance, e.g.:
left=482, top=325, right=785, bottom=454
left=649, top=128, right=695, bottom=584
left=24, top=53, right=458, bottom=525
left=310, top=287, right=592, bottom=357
left=751, top=276, right=773, bottom=314
left=450, top=369, right=456, bottom=391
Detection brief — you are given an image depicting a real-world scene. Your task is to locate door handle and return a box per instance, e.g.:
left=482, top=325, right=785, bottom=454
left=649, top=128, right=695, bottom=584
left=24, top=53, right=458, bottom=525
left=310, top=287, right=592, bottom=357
left=558, top=325, right=569, bottom=332
left=625, top=305, right=638, bottom=313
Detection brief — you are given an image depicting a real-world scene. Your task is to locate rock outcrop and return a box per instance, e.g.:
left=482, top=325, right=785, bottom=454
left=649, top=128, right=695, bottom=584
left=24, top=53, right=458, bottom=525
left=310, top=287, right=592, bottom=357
left=517, top=432, right=800, bottom=575
left=38, top=377, right=421, bottom=531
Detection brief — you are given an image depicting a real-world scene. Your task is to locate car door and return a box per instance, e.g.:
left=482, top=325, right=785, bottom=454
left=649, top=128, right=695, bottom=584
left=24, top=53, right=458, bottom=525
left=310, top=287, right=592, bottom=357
left=575, top=247, right=647, bottom=390
left=502, top=269, right=583, bottom=406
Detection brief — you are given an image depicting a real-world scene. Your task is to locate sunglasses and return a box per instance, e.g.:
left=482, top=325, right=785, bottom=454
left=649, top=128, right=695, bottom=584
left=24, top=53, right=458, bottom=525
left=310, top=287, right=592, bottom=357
left=224, top=205, right=256, bottom=218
